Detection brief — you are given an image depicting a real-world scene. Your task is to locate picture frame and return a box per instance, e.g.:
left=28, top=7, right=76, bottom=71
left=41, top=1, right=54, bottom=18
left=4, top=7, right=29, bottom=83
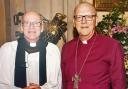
left=93, top=0, right=128, bottom=11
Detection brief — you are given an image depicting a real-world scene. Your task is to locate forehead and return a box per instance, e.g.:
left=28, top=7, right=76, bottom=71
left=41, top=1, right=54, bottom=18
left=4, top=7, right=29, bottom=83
left=23, top=12, right=41, bottom=22
left=75, top=3, right=96, bottom=15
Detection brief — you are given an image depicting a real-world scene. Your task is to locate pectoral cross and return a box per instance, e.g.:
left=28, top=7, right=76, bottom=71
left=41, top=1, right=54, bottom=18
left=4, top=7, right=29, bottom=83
left=72, top=74, right=81, bottom=89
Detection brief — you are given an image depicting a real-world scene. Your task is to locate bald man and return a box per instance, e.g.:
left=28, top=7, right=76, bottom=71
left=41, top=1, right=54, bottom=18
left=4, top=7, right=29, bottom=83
left=61, top=2, right=126, bottom=89
left=0, top=11, right=62, bottom=89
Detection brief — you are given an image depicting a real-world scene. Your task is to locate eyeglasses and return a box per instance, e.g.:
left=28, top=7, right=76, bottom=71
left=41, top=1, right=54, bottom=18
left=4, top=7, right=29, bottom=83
left=74, top=15, right=96, bottom=22
left=22, top=21, right=42, bottom=27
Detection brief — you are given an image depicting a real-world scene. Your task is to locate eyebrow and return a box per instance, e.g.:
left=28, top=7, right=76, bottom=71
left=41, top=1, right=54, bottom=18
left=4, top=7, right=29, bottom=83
left=74, top=14, right=96, bottom=16
left=23, top=20, right=41, bottom=22
left=75, top=13, right=96, bottom=15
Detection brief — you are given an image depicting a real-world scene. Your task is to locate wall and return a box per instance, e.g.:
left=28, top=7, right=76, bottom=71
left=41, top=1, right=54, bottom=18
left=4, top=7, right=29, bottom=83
left=9, top=0, right=80, bottom=50
left=3, top=0, right=128, bottom=49
left=0, top=0, right=6, bottom=46
left=0, top=0, right=11, bottom=46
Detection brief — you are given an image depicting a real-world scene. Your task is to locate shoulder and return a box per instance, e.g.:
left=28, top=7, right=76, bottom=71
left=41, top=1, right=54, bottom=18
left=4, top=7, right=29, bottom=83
left=96, top=34, right=123, bottom=52
left=47, top=42, right=59, bottom=49
left=46, top=42, right=60, bottom=59
left=63, top=38, right=77, bottom=48
left=0, top=41, right=18, bottom=51
left=0, top=41, right=18, bottom=59
left=47, top=42, right=60, bottom=52
left=61, top=38, right=77, bottom=53
left=97, top=34, right=120, bottom=45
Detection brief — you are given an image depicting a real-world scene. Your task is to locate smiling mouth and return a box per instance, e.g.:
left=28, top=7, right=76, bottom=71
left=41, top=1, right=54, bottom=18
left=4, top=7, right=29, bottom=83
left=81, top=26, right=89, bottom=29
left=28, top=31, right=36, bottom=33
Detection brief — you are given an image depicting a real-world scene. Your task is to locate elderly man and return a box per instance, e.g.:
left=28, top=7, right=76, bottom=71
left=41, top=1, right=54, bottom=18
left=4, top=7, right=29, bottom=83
left=61, top=2, right=126, bottom=89
left=0, top=11, right=61, bottom=89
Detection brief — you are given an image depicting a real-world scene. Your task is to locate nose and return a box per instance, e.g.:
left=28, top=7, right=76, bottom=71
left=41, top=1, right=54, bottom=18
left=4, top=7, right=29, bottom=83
left=81, top=17, right=87, bottom=24
left=28, top=23, right=34, bottom=28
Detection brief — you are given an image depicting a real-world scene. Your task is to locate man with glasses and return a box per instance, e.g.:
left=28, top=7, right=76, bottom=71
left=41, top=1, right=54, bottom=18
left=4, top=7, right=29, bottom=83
left=61, top=2, right=126, bottom=89
left=0, top=11, right=62, bottom=89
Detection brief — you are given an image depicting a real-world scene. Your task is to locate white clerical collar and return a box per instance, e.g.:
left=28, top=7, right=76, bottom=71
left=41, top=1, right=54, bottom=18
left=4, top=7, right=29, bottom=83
left=82, top=40, right=87, bottom=44
left=30, top=42, right=36, bottom=47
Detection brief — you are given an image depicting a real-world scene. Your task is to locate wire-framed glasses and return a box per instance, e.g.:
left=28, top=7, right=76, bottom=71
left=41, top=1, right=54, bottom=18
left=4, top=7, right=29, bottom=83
left=22, top=21, right=42, bottom=27
left=74, top=15, right=96, bottom=22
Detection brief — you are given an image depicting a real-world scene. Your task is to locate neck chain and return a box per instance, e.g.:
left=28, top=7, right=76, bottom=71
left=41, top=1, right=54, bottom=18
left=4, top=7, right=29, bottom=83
left=72, top=34, right=97, bottom=89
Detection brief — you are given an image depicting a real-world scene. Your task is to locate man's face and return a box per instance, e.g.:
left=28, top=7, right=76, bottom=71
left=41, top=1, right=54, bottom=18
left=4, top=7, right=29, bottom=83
left=22, top=12, right=43, bottom=42
left=74, top=4, right=96, bottom=37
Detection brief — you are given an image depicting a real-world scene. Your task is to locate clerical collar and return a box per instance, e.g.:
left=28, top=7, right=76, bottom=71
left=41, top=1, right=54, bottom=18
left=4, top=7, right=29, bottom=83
left=23, top=38, right=39, bottom=53
left=80, top=32, right=97, bottom=44
left=82, top=40, right=87, bottom=44
left=30, top=42, right=36, bottom=47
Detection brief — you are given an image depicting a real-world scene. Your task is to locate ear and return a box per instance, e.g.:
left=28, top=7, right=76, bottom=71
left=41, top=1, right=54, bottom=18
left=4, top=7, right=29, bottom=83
left=41, top=22, right=44, bottom=32
left=73, top=19, right=76, bottom=27
left=95, top=16, right=97, bottom=26
left=41, top=29, right=43, bottom=32
left=20, top=24, right=24, bottom=32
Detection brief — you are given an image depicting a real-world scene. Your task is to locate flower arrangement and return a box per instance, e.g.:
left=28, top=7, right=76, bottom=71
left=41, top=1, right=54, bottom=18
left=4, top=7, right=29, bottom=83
left=96, top=0, right=128, bottom=54
left=96, top=0, right=128, bottom=86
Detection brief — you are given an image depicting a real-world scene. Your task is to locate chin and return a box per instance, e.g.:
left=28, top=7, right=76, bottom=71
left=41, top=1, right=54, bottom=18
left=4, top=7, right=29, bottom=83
left=25, top=37, right=39, bottom=42
left=27, top=39, right=36, bottom=42
left=80, top=32, right=90, bottom=36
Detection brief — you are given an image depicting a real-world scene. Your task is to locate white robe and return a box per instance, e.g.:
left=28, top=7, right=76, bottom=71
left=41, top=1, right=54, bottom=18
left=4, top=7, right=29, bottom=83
left=0, top=41, right=62, bottom=89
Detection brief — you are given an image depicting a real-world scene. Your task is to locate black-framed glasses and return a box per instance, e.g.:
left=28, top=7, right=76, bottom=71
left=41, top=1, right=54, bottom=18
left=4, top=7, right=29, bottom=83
left=74, top=15, right=96, bottom=22
left=22, top=21, right=42, bottom=27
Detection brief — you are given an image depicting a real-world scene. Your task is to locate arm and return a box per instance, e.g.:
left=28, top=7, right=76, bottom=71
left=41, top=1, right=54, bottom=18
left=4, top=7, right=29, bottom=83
left=0, top=42, right=21, bottom=89
left=110, top=42, right=126, bottom=89
left=41, top=43, right=62, bottom=89
left=41, top=69, right=62, bottom=89
left=0, top=84, right=21, bottom=89
left=61, top=45, right=67, bottom=89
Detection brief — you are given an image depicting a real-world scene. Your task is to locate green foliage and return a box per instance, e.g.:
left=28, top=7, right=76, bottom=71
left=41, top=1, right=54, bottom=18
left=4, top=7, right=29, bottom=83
left=96, top=0, right=128, bottom=55
left=96, top=0, right=128, bottom=33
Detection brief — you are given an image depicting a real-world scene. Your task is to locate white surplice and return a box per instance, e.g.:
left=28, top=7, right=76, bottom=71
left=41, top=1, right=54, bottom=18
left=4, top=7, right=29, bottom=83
left=0, top=41, right=62, bottom=89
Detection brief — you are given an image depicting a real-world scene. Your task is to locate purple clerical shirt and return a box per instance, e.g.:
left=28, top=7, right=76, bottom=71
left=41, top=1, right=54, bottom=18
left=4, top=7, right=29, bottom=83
left=61, top=34, right=126, bottom=89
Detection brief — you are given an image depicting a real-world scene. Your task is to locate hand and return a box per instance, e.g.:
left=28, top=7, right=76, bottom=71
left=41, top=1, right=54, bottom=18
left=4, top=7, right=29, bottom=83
left=22, top=83, right=41, bottom=89
left=29, top=83, right=41, bottom=89
left=22, top=86, right=30, bottom=89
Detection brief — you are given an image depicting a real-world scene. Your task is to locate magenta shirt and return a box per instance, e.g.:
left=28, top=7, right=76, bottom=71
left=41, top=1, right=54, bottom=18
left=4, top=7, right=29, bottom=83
left=61, top=34, right=126, bottom=89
